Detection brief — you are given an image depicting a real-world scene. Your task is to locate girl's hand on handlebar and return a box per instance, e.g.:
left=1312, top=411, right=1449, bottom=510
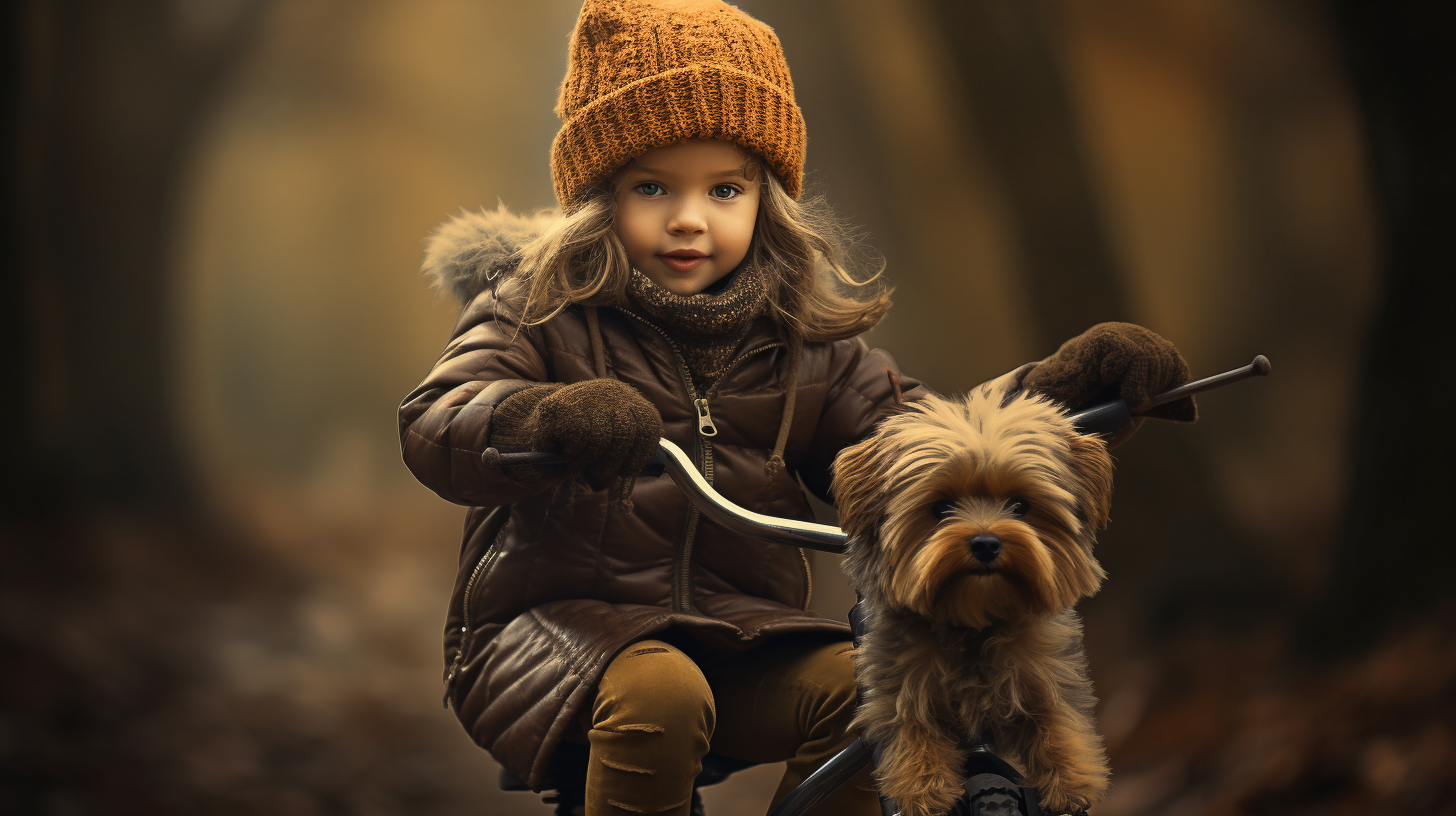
left=490, top=379, right=663, bottom=498
left=1024, top=322, right=1196, bottom=444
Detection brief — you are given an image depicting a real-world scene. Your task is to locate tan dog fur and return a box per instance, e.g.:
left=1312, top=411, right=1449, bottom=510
left=832, top=384, right=1115, bottom=815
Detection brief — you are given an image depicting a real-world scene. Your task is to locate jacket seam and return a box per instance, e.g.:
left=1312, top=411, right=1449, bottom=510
left=836, top=380, right=882, bottom=414
left=404, top=426, right=488, bottom=459
left=551, top=345, right=602, bottom=371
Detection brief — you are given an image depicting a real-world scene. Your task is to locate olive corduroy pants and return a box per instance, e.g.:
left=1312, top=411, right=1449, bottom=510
left=580, top=636, right=878, bottom=815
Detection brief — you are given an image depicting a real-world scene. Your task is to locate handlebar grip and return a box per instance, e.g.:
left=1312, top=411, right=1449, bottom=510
left=1068, top=399, right=1132, bottom=439
left=480, top=446, right=669, bottom=477
left=480, top=447, right=571, bottom=469
left=1068, top=354, right=1271, bottom=438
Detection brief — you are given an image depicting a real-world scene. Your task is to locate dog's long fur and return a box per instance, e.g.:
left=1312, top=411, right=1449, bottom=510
left=832, top=384, right=1115, bottom=816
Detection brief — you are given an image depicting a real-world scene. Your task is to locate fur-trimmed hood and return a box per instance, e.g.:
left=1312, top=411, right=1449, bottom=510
left=422, top=205, right=558, bottom=304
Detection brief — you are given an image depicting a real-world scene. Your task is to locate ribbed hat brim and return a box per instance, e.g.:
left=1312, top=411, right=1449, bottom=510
left=551, top=64, right=806, bottom=207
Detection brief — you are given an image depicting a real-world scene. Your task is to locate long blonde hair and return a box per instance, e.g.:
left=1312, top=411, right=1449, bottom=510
left=512, top=159, right=891, bottom=342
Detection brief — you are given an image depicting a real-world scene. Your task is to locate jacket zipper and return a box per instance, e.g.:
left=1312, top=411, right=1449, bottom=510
left=619, top=310, right=709, bottom=613
left=704, top=342, right=812, bottom=610
left=800, top=551, right=813, bottom=610
left=693, top=399, right=717, bottom=436
left=620, top=310, right=791, bottom=614
left=683, top=339, right=796, bottom=613
left=443, top=534, right=503, bottom=708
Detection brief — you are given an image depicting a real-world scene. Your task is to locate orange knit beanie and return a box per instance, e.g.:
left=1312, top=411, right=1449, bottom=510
left=550, top=0, right=807, bottom=209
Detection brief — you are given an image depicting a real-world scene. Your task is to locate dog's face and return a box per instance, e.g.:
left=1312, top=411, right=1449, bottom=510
left=833, top=386, right=1114, bottom=629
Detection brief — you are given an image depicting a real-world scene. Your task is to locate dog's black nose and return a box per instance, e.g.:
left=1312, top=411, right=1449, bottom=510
left=969, top=534, right=1001, bottom=563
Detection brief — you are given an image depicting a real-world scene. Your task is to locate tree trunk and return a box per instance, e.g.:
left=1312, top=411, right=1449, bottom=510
left=1302, top=1, right=1456, bottom=659
left=7, top=0, right=268, bottom=521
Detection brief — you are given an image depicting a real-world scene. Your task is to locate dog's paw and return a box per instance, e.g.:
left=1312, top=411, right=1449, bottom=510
left=876, top=745, right=964, bottom=816
left=1022, top=733, right=1109, bottom=815
left=1032, top=770, right=1104, bottom=816
left=1042, top=799, right=1091, bottom=816
left=883, top=784, right=962, bottom=816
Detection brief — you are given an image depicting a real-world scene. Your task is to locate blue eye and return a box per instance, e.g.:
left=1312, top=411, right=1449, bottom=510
left=634, top=182, right=664, bottom=196
left=710, top=184, right=740, bottom=200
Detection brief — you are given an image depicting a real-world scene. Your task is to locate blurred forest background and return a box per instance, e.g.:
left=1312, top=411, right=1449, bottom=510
left=3, top=1, right=1452, bottom=814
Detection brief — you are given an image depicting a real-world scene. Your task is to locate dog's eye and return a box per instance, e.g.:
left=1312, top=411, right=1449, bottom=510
left=931, top=499, right=958, bottom=521
left=1006, top=497, right=1031, bottom=518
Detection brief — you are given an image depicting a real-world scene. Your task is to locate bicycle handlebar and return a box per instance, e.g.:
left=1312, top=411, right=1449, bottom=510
left=1068, top=354, right=1270, bottom=437
left=482, top=438, right=851, bottom=552
left=652, top=439, right=850, bottom=553
left=480, top=356, right=1271, bottom=553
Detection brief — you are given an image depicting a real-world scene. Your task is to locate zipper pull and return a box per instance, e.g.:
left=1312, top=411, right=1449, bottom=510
left=443, top=655, right=462, bottom=709
left=694, top=398, right=718, bottom=437
left=442, top=629, right=466, bottom=709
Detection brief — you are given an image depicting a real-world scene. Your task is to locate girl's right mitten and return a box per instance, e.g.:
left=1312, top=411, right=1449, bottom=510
left=490, top=379, right=662, bottom=501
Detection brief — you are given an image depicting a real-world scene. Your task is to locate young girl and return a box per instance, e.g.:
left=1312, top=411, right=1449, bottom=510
left=400, top=2, right=1194, bottom=814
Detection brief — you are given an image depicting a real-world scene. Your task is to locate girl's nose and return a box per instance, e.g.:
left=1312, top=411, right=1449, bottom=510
left=667, top=202, right=707, bottom=235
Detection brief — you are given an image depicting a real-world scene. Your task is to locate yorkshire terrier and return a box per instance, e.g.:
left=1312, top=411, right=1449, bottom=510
left=831, top=383, right=1115, bottom=816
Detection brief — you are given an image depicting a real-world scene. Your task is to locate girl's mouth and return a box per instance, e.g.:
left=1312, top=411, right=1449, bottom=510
left=659, top=251, right=708, bottom=272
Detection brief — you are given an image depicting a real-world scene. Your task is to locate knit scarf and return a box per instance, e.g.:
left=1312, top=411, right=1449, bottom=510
left=626, top=265, right=769, bottom=393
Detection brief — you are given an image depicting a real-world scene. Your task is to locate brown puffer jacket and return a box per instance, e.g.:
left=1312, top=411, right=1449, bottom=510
left=398, top=210, right=930, bottom=790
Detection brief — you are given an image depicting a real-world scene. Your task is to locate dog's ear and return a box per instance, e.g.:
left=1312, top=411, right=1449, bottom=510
left=831, top=432, right=893, bottom=538
left=1067, top=431, right=1115, bottom=532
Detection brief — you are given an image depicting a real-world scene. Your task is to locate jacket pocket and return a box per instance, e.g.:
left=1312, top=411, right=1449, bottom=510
left=443, top=523, right=509, bottom=709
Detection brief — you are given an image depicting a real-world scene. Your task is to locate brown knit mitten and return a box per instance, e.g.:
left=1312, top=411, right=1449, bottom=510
left=1023, top=322, right=1197, bottom=431
left=489, top=379, right=662, bottom=503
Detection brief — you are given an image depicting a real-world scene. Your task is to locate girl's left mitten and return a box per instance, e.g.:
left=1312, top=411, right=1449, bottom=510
left=1023, top=322, right=1197, bottom=444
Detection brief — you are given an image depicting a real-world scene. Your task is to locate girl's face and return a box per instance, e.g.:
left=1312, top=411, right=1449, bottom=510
left=613, top=139, right=761, bottom=297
